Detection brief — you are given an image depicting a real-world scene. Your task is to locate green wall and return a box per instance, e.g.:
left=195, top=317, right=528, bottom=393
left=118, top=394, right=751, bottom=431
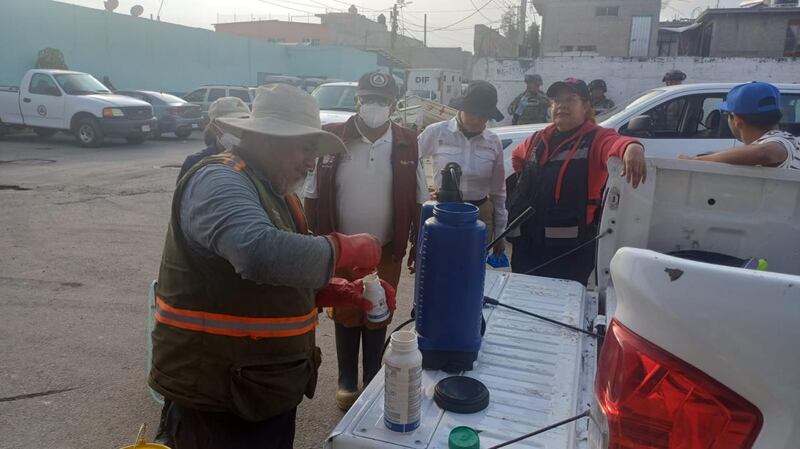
left=0, top=0, right=378, bottom=92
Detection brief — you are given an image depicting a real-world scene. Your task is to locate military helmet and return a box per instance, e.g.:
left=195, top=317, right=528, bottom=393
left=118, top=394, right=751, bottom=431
left=663, top=69, right=687, bottom=82
left=588, top=79, right=607, bottom=92
left=524, top=74, right=543, bottom=85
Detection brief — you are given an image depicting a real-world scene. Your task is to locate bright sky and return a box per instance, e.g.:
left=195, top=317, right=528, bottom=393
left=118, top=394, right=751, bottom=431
left=59, top=0, right=742, bottom=51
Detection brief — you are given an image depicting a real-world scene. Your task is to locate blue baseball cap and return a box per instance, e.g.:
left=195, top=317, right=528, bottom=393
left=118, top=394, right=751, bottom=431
left=720, top=82, right=781, bottom=115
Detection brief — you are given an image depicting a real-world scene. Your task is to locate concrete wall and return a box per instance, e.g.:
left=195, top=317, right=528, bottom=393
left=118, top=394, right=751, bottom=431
left=0, top=0, right=378, bottom=93
left=474, top=25, right=517, bottom=58
left=708, top=13, right=800, bottom=58
left=214, top=21, right=331, bottom=45
left=473, top=56, right=800, bottom=126
left=321, top=13, right=423, bottom=50
left=533, top=0, right=661, bottom=57
left=392, top=47, right=473, bottom=77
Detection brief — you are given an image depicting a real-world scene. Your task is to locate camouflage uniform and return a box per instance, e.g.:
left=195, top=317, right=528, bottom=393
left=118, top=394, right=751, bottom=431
left=591, top=98, right=616, bottom=116
left=508, top=91, right=551, bottom=125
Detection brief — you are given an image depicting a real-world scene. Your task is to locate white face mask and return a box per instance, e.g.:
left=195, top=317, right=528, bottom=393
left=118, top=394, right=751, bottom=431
left=218, top=132, right=241, bottom=151
left=358, top=102, right=391, bottom=128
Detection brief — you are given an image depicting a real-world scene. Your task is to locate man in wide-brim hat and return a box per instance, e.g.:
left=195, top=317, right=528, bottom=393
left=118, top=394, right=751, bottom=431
left=149, top=84, right=395, bottom=449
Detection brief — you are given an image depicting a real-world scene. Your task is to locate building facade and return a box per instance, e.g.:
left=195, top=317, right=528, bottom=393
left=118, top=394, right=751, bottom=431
left=532, top=0, right=661, bottom=57
left=214, top=20, right=331, bottom=45
left=657, top=6, right=800, bottom=57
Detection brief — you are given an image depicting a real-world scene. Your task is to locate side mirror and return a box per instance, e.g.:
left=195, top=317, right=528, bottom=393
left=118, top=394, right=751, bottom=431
left=623, top=115, right=653, bottom=138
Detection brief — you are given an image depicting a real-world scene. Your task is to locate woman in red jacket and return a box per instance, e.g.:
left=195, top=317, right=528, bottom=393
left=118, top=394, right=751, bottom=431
left=507, top=78, right=647, bottom=285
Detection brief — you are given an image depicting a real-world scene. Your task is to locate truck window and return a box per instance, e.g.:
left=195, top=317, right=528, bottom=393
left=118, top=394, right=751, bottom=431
left=228, top=89, right=251, bottom=103
left=29, top=74, right=61, bottom=96
left=184, top=89, right=206, bottom=102
left=684, top=95, right=732, bottom=139
left=780, top=94, right=800, bottom=135
left=208, top=88, right=227, bottom=102
left=643, top=97, right=689, bottom=137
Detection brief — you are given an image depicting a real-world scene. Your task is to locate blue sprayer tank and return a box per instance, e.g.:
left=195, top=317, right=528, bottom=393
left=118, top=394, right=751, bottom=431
left=414, top=202, right=487, bottom=372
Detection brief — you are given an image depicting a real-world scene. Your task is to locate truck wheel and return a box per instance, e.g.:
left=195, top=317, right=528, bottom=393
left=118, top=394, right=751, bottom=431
left=174, top=127, right=192, bottom=140
left=33, top=127, right=58, bottom=138
left=126, top=135, right=146, bottom=144
left=75, top=118, right=104, bottom=148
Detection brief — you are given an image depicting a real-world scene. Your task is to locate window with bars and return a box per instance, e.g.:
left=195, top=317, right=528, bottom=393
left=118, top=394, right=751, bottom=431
left=596, top=6, right=619, bottom=16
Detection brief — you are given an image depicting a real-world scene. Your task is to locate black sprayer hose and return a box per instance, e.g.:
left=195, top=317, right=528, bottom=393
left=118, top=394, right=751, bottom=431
left=484, top=296, right=600, bottom=338
left=523, top=228, right=613, bottom=276
left=487, top=410, right=591, bottom=449
left=486, top=206, right=534, bottom=252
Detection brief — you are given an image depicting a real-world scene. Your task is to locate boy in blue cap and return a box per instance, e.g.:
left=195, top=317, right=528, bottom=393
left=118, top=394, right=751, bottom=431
left=681, top=82, right=799, bottom=169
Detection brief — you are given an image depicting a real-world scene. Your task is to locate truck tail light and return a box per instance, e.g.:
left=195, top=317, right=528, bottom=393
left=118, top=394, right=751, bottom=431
left=595, top=319, right=762, bottom=449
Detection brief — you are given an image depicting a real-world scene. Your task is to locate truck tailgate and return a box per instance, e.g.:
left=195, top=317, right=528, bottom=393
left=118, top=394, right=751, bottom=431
left=325, top=270, right=597, bottom=449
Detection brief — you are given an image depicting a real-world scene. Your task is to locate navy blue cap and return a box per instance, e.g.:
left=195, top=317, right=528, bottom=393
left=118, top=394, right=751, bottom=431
left=720, top=82, right=781, bottom=115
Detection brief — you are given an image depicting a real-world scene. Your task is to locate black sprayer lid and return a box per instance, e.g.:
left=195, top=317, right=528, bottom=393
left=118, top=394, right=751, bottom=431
left=434, top=376, right=490, bottom=414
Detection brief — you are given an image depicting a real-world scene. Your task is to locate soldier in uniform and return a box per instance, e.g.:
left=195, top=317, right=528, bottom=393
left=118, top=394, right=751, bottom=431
left=663, top=69, right=687, bottom=86
left=508, top=74, right=551, bottom=125
left=588, top=79, right=615, bottom=116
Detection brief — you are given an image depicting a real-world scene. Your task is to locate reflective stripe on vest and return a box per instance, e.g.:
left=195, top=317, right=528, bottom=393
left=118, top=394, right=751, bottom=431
left=155, top=296, right=318, bottom=338
left=221, top=154, right=247, bottom=172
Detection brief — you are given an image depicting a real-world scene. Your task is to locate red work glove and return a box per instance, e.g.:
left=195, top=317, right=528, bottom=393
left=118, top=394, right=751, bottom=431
left=315, top=278, right=374, bottom=311
left=328, top=232, right=381, bottom=280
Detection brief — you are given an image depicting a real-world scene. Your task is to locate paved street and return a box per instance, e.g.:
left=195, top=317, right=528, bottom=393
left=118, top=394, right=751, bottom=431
left=0, top=132, right=416, bottom=449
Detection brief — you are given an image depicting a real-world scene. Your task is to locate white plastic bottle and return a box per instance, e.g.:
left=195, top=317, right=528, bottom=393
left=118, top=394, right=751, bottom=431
left=363, top=272, right=390, bottom=323
left=383, top=330, right=423, bottom=433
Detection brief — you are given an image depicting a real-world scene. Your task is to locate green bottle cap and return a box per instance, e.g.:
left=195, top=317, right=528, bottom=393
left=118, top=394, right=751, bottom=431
left=449, top=426, right=480, bottom=449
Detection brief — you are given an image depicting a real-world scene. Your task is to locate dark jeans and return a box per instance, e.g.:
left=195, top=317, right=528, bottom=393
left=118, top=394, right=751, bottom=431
left=335, top=323, right=387, bottom=391
left=165, top=401, right=296, bottom=449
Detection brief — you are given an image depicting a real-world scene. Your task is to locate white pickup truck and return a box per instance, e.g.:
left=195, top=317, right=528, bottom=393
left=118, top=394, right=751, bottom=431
left=495, top=83, right=800, bottom=177
left=327, top=158, right=800, bottom=449
left=0, top=69, right=156, bottom=147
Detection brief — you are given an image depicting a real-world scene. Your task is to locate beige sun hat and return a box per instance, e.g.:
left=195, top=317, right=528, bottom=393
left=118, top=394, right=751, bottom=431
left=208, top=97, right=251, bottom=121
left=215, top=84, right=346, bottom=156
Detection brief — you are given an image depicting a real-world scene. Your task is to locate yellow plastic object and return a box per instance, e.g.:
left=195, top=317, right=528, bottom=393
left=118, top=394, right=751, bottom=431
left=120, top=424, right=171, bottom=449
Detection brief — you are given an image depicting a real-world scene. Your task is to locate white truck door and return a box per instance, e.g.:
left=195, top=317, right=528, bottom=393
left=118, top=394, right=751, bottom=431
left=21, top=73, right=65, bottom=129
left=619, top=92, right=738, bottom=159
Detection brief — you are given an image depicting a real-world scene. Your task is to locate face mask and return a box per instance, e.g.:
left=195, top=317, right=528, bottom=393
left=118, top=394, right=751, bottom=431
left=218, top=132, right=241, bottom=151
left=358, top=102, right=391, bottom=128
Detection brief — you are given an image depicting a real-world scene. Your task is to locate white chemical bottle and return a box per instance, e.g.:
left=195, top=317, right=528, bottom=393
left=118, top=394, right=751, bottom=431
left=363, top=272, right=390, bottom=323
left=383, top=330, right=423, bottom=433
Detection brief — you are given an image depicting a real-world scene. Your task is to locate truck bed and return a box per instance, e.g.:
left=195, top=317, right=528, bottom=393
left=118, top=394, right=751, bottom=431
left=325, top=270, right=598, bottom=449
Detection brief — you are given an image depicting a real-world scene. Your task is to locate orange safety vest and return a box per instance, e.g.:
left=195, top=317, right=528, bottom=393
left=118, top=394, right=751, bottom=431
left=149, top=151, right=321, bottom=422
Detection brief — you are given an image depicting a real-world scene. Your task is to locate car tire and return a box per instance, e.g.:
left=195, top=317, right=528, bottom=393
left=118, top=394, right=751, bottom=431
left=126, top=135, right=146, bottom=144
left=34, top=127, right=58, bottom=138
left=75, top=117, right=104, bottom=148
left=174, top=127, right=192, bottom=140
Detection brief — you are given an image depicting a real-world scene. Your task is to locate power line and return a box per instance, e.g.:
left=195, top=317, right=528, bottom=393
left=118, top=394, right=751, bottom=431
left=471, top=0, right=495, bottom=22
left=427, top=0, right=495, bottom=32
left=254, top=0, right=320, bottom=15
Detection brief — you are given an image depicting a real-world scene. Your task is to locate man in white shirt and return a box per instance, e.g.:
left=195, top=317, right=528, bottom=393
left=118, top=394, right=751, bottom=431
left=304, top=71, right=428, bottom=411
left=418, top=81, right=508, bottom=255
left=681, top=82, right=799, bottom=169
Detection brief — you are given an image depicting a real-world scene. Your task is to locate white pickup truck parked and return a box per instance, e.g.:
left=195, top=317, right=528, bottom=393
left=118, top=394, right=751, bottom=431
left=327, top=158, right=800, bottom=449
left=0, top=69, right=156, bottom=147
left=495, top=83, right=800, bottom=177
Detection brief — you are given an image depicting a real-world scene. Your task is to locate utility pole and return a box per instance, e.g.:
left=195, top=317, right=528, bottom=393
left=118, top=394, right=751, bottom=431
left=391, top=3, right=398, bottom=49
left=424, top=14, right=427, bottom=47
left=518, top=0, right=527, bottom=56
